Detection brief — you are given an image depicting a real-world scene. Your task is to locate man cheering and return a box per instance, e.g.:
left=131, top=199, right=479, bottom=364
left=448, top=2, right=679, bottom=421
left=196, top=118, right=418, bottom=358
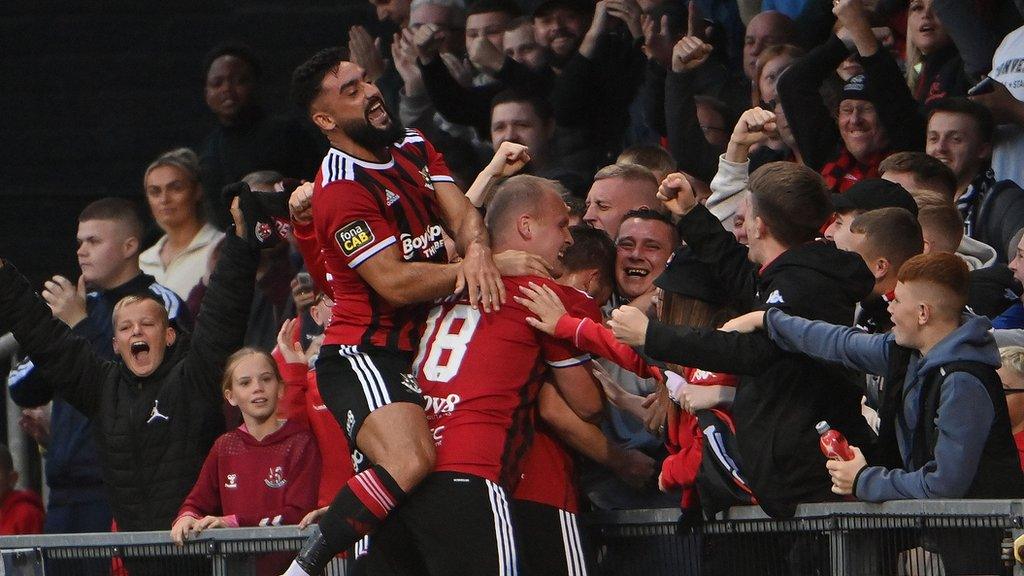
left=285, top=47, right=535, bottom=575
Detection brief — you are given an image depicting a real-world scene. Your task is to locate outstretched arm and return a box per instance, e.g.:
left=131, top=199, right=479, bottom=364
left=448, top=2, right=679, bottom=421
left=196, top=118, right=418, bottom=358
left=762, top=308, right=891, bottom=378
left=183, top=227, right=260, bottom=405
left=0, top=260, right=109, bottom=419
left=657, top=174, right=756, bottom=305
left=516, top=281, right=662, bottom=381
left=434, top=181, right=505, bottom=313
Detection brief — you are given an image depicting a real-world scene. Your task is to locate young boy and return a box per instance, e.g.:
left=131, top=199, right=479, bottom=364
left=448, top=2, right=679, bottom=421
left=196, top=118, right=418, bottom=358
left=723, top=253, right=1024, bottom=573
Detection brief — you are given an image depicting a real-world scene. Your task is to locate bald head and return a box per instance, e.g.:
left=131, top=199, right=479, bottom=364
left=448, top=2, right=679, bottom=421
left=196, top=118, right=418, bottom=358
left=744, top=11, right=796, bottom=80
left=485, top=175, right=573, bottom=274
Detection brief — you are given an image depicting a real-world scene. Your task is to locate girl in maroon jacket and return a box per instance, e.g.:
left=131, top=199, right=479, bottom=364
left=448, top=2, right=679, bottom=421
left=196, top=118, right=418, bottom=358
left=170, top=348, right=320, bottom=543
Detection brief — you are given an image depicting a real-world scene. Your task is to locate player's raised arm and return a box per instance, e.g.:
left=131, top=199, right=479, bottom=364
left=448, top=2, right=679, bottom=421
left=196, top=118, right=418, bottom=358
left=434, top=180, right=506, bottom=312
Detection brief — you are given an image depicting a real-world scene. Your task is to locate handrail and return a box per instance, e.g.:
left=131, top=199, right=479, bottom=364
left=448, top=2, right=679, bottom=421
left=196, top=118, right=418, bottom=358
left=1, top=499, right=1019, bottom=550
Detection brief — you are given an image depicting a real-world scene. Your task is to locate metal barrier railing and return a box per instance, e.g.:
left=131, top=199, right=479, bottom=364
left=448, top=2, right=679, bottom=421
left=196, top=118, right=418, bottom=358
left=1, top=500, right=1022, bottom=575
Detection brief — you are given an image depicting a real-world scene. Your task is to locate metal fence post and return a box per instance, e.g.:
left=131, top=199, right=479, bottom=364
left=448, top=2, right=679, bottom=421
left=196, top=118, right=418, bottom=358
left=0, top=548, right=44, bottom=576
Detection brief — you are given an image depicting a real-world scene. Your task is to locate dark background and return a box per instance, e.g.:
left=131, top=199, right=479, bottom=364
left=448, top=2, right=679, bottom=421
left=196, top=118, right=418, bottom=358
left=0, top=0, right=388, bottom=287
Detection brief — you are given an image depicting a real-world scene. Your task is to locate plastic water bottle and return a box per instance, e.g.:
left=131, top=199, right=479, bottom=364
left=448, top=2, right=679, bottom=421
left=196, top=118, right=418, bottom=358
left=816, top=420, right=854, bottom=461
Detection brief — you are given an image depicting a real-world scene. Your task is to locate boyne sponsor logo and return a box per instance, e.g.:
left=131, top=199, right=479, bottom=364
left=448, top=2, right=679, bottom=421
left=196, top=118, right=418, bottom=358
left=423, top=393, right=461, bottom=416
left=401, top=224, right=445, bottom=260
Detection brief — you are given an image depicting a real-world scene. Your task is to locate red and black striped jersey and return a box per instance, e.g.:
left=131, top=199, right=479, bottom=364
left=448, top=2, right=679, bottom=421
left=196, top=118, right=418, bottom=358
left=414, top=276, right=600, bottom=488
left=312, top=129, right=454, bottom=352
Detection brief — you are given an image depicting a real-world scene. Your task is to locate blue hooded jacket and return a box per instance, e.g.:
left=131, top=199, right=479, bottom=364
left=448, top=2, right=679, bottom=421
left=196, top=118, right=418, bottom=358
left=764, top=308, right=1000, bottom=501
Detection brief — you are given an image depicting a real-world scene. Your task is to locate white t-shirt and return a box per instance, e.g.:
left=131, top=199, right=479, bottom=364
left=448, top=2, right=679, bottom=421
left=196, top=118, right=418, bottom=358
left=990, top=25, right=1024, bottom=186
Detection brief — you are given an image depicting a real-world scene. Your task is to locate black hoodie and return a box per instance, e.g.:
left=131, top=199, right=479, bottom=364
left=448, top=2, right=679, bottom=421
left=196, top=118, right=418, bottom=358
left=0, top=234, right=257, bottom=531
left=644, top=204, right=875, bottom=518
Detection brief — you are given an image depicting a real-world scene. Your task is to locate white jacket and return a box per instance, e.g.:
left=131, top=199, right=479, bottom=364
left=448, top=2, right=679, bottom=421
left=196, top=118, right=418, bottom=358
left=706, top=154, right=749, bottom=227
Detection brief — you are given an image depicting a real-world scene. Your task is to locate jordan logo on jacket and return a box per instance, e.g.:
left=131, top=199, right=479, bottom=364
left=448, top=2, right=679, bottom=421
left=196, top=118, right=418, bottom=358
left=147, top=399, right=169, bottom=424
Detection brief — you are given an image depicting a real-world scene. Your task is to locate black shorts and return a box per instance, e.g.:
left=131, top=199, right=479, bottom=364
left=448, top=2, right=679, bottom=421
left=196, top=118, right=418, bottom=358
left=363, top=472, right=520, bottom=576
left=316, top=345, right=425, bottom=453
left=511, top=499, right=591, bottom=576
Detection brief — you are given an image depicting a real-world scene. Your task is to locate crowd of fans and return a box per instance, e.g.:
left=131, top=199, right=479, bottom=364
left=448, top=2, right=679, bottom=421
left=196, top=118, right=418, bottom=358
left=5, top=0, right=1024, bottom=573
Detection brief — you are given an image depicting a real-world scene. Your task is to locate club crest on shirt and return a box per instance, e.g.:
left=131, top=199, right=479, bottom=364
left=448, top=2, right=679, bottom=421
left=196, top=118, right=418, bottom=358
left=254, top=221, right=273, bottom=243
left=225, top=473, right=238, bottom=489
left=264, top=466, right=287, bottom=489
left=419, top=167, right=435, bottom=190
left=336, top=220, right=375, bottom=256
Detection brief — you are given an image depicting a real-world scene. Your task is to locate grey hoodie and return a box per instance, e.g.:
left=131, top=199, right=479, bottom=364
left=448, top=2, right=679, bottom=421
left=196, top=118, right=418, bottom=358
left=957, top=235, right=998, bottom=271
left=764, top=309, right=999, bottom=501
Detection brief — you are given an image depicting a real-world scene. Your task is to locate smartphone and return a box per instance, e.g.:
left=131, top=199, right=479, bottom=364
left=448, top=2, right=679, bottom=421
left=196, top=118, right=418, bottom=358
left=968, top=77, right=996, bottom=96
left=296, top=272, right=314, bottom=292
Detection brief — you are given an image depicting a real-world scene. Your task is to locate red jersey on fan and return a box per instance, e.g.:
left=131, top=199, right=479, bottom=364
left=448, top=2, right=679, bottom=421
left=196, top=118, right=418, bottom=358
left=312, top=128, right=454, bottom=352
left=414, top=277, right=600, bottom=488
left=174, top=420, right=320, bottom=527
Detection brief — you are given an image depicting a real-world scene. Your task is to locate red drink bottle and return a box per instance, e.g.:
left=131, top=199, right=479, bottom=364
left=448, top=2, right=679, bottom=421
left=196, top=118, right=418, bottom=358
left=816, top=420, right=854, bottom=461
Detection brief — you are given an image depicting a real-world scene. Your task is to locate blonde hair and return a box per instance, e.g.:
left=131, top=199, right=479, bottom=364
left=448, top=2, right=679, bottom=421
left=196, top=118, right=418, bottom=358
left=1000, top=347, right=1024, bottom=376
left=112, top=294, right=169, bottom=327
left=144, top=148, right=201, bottom=184
left=221, top=347, right=283, bottom=393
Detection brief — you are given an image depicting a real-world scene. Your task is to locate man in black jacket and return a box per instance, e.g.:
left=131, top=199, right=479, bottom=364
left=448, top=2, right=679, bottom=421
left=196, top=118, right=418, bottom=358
left=609, top=162, right=875, bottom=519
left=0, top=198, right=259, bottom=535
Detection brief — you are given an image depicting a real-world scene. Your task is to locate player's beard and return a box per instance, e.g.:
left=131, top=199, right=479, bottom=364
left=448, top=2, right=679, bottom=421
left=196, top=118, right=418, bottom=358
left=343, top=99, right=406, bottom=151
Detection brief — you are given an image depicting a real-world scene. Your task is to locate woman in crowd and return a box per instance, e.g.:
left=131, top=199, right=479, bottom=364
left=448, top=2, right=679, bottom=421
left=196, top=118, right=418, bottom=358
left=140, top=148, right=225, bottom=299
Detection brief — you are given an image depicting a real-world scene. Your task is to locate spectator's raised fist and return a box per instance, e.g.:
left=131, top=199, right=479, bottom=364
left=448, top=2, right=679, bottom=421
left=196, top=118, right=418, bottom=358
left=671, top=36, right=712, bottom=74
left=468, top=35, right=505, bottom=76
left=731, top=107, right=777, bottom=147
left=412, top=23, right=446, bottom=61
left=832, top=0, right=870, bottom=30
left=488, top=142, right=531, bottom=177
left=657, top=172, right=697, bottom=216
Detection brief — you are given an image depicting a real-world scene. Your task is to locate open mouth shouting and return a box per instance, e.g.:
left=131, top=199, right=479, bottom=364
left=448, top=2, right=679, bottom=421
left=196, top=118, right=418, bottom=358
left=130, top=341, right=151, bottom=362
left=366, top=96, right=391, bottom=129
